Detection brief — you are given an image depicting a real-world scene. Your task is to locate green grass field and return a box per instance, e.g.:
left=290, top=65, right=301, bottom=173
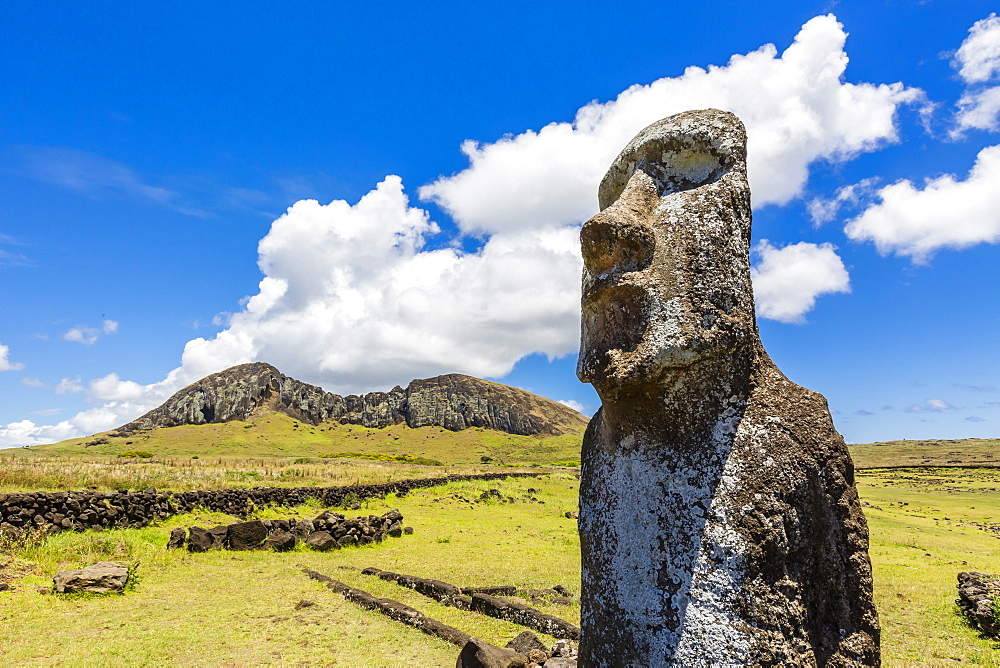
left=850, top=438, right=1000, bottom=469
left=1, top=435, right=999, bottom=665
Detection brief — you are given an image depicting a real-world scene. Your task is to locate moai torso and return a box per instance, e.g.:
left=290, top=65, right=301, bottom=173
left=577, top=109, right=879, bottom=666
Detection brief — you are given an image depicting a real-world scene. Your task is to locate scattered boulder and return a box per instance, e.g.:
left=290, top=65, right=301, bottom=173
left=305, top=531, right=338, bottom=551
left=290, top=519, right=314, bottom=539
left=551, top=639, right=576, bottom=657
left=456, top=637, right=529, bottom=668
left=166, top=527, right=186, bottom=549
left=227, top=520, right=267, bottom=550
left=53, top=561, right=129, bottom=594
left=505, top=630, right=548, bottom=657
left=186, top=525, right=227, bottom=552
left=263, top=529, right=297, bottom=552
left=957, top=571, right=1000, bottom=636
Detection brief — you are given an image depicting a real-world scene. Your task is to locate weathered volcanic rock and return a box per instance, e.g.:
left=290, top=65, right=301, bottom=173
left=53, top=561, right=129, bottom=594
left=456, top=638, right=529, bottom=668
left=577, top=109, right=879, bottom=665
left=957, top=571, right=1000, bottom=636
left=114, top=363, right=585, bottom=437
left=263, top=529, right=297, bottom=552
left=227, top=520, right=267, bottom=550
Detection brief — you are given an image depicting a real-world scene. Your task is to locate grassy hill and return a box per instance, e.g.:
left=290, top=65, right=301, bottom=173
left=16, top=412, right=585, bottom=467
left=850, top=437, right=1000, bottom=468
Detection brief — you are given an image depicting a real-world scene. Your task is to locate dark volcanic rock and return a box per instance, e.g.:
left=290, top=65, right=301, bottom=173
left=505, top=630, right=549, bottom=656
left=115, top=363, right=586, bottom=436
left=186, top=525, right=227, bottom=552
left=305, top=531, right=338, bottom=551
left=577, top=110, right=879, bottom=665
left=166, top=527, right=186, bottom=549
left=227, top=520, right=267, bottom=550
left=957, top=571, right=1000, bottom=636
left=457, top=638, right=529, bottom=668
left=263, top=529, right=297, bottom=552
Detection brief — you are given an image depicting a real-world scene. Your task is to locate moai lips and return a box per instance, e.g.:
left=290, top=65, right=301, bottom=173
left=577, top=109, right=879, bottom=666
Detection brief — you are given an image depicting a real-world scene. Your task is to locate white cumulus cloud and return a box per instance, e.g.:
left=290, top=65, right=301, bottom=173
left=87, top=373, right=145, bottom=402
left=63, top=327, right=99, bottom=345
left=419, top=14, right=920, bottom=235
left=844, top=144, right=1000, bottom=261
left=557, top=399, right=586, bottom=414
left=953, top=14, right=1000, bottom=134
left=750, top=241, right=851, bottom=324
left=807, top=177, right=880, bottom=226
left=0, top=342, right=24, bottom=371
left=103, top=319, right=119, bottom=334
left=955, top=13, right=1000, bottom=84
left=178, top=176, right=582, bottom=393
left=956, top=87, right=1000, bottom=133
left=0, top=13, right=921, bottom=448
left=906, top=398, right=956, bottom=413
left=55, top=377, right=84, bottom=394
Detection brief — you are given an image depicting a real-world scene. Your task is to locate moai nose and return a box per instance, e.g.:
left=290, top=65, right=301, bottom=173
left=580, top=207, right=655, bottom=280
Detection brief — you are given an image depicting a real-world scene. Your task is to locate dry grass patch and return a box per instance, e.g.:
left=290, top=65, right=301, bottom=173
left=0, top=453, right=544, bottom=494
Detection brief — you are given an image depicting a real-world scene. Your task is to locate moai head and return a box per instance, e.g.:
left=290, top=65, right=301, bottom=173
left=577, top=109, right=758, bottom=401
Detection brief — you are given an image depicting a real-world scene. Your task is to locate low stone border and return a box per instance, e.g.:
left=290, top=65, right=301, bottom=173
left=0, top=471, right=544, bottom=535
left=361, top=567, right=580, bottom=640
left=469, top=592, right=580, bottom=641
left=306, top=567, right=579, bottom=666
left=303, top=568, right=471, bottom=646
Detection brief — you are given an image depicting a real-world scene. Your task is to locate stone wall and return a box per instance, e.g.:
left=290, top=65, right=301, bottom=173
left=0, top=471, right=542, bottom=534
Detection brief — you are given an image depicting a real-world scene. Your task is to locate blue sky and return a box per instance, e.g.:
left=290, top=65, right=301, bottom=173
left=1, top=0, right=999, bottom=447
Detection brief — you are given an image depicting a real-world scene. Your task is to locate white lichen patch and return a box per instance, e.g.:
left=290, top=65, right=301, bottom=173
left=582, top=406, right=755, bottom=662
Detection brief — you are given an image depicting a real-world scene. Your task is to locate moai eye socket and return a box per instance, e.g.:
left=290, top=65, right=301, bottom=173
left=599, top=136, right=734, bottom=210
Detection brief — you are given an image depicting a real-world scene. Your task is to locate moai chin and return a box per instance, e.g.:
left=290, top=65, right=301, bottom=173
left=577, top=109, right=879, bottom=666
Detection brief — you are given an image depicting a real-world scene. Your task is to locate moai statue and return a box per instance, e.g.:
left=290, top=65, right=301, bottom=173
left=577, top=109, right=879, bottom=666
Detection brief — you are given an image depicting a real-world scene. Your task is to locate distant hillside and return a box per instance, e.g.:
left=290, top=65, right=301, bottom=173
left=849, top=437, right=1000, bottom=468
left=114, top=362, right=588, bottom=438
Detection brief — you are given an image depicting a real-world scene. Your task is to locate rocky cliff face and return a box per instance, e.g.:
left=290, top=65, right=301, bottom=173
left=114, top=362, right=587, bottom=437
